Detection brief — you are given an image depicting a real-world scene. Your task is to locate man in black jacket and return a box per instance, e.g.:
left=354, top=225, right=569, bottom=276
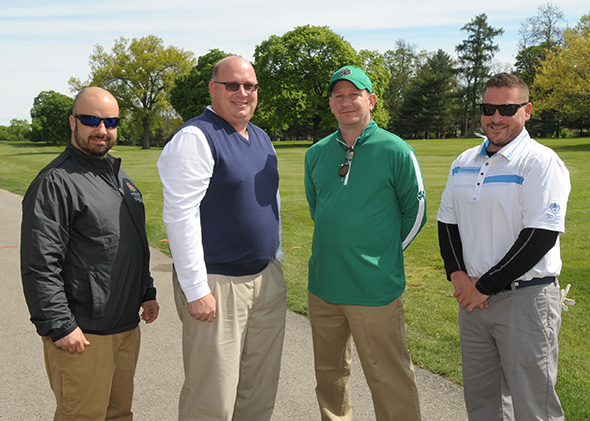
left=21, top=87, right=159, bottom=421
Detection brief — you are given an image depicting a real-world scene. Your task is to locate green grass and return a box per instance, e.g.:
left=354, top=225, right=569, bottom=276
left=2, top=138, right=589, bottom=419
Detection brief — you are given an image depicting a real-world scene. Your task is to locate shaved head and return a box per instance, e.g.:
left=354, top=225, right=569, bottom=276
left=70, top=87, right=119, bottom=158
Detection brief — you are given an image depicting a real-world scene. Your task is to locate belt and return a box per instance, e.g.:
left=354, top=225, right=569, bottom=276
left=502, top=276, right=556, bottom=291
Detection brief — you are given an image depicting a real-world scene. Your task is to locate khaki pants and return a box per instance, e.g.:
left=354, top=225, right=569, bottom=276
left=42, top=326, right=141, bottom=421
left=308, top=292, right=421, bottom=421
left=174, top=259, right=287, bottom=421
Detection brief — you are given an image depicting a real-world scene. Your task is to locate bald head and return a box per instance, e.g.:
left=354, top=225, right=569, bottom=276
left=209, top=56, right=258, bottom=137
left=72, top=87, right=119, bottom=115
left=211, top=56, right=255, bottom=81
left=70, top=87, right=119, bottom=158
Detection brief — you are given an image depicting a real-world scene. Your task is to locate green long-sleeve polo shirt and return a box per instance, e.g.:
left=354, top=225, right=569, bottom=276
left=304, top=120, right=426, bottom=306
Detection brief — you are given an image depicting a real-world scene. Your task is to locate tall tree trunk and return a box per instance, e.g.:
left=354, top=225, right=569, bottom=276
left=142, top=117, right=150, bottom=149
left=468, top=110, right=476, bottom=137
left=312, top=115, right=321, bottom=144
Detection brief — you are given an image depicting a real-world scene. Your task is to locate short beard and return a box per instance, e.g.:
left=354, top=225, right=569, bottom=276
left=73, top=123, right=114, bottom=158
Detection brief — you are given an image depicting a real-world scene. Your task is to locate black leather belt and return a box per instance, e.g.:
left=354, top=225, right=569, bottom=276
left=503, top=276, right=556, bottom=291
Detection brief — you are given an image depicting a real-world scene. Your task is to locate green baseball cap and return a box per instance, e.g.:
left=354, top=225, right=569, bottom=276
left=327, top=65, right=373, bottom=94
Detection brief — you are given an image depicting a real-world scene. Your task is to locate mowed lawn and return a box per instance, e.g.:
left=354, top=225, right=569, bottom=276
left=1, top=138, right=588, bottom=419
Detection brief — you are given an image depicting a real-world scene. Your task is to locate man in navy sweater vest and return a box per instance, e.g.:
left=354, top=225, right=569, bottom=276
left=158, top=56, right=287, bottom=420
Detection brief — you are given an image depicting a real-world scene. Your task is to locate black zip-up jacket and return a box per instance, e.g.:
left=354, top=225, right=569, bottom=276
left=21, top=143, right=156, bottom=341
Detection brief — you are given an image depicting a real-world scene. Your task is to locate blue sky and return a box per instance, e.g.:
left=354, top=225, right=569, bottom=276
left=0, top=0, right=587, bottom=126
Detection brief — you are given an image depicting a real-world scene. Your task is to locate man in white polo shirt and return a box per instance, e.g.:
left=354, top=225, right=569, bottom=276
left=437, top=73, right=570, bottom=420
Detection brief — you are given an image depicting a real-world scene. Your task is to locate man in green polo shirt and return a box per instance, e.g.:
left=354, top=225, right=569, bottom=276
left=304, top=65, right=426, bottom=421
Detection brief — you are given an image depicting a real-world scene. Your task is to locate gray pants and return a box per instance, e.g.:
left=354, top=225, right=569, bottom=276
left=459, top=282, right=564, bottom=421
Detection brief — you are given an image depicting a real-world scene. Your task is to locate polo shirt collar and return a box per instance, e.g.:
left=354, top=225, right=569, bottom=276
left=335, top=119, right=378, bottom=147
left=479, top=128, right=530, bottom=160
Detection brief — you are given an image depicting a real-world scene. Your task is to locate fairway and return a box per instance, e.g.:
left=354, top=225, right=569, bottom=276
left=1, top=138, right=588, bottom=419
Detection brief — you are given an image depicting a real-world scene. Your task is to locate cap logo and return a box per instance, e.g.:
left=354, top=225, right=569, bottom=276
left=339, top=68, right=352, bottom=76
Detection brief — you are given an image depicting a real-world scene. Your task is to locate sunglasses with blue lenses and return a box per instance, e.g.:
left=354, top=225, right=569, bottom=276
left=479, top=102, right=528, bottom=117
left=73, top=113, right=120, bottom=129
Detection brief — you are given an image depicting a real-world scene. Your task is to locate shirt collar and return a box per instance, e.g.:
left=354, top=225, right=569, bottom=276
left=336, top=119, right=378, bottom=147
left=479, top=128, right=530, bottom=160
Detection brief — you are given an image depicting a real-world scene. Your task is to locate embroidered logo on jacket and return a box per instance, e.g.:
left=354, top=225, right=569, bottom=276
left=126, top=181, right=143, bottom=203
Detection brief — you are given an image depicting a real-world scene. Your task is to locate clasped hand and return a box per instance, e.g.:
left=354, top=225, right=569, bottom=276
left=451, top=272, right=489, bottom=312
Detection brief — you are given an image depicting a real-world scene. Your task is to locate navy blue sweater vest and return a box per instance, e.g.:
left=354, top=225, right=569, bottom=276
left=181, top=109, right=280, bottom=276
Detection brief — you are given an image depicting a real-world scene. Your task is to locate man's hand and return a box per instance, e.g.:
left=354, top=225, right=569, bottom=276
left=141, top=300, right=160, bottom=323
left=188, top=293, right=217, bottom=322
left=450, top=271, right=472, bottom=295
left=54, top=327, right=90, bottom=353
left=451, top=271, right=489, bottom=311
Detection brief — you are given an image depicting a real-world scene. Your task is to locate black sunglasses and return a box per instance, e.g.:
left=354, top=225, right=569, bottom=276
left=213, top=81, right=259, bottom=93
left=73, top=113, right=120, bottom=129
left=338, top=147, right=354, bottom=178
left=479, top=102, right=528, bottom=117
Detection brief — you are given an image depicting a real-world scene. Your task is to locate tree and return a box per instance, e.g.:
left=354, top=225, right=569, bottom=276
left=0, top=126, right=8, bottom=141
left=0, top=119, right=31, bottom=141
left=396, top=50, right=458, bottom=139
left=574, top=12, right=590, bottom=35
left=357, top=49, right=391, bottom=127
left=518, top=3, right=565, bottom=50
left=253, top=25, right=358, bottom=142
left=30, top=91, right=73, bottom=145
left=515, top=3, right=565, bottom=86
left=8, top=119, right=31, bottom=141
left=515, top=5, right=567, bottom=137
left=514, top=44, right=549, bottom=87
left=170, top=49, right=232, bottom=121
left=455, top=13, right=504, bottom=136
left=533, top=28, right=590, bottom=136
left=514, top=42, right=560, bottom=137
left=382, top=40, right=423, bottom=132
left=70, top=35, right=194, bottom=149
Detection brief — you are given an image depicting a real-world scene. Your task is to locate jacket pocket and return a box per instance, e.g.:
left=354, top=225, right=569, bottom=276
left=88, top=271, right=110, bottom=319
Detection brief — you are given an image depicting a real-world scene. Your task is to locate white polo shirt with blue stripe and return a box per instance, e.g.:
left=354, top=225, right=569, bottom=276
left=437, top=128, right=570, bottom=281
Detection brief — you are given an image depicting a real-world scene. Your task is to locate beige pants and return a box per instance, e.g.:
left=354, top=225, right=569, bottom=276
left=308, top=292, right=421, bottom=421
left=42, top=326, right=141, bottom=421
left=174, top=259, right=287, bottom=421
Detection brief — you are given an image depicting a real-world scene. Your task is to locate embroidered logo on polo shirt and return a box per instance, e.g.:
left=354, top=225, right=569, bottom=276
left=547, top=202, right=561, bottom=221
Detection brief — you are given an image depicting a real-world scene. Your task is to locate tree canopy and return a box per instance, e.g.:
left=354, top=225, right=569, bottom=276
left=382, top=41, right=423, bottom=133
left=30, top=91, right=73, bottom=145
left=395, top=50, right=458, bottom=139
left=253, top=25, right=359, bottom=141
left=170, top=49, right=232, bottom=121
left=0, top=119, right=31, bottom=141
left=455, top=13, right=504, bottom=135
left=533, top=28, right=590, bottom=135
left=357, top=49, right=391, bottom=127
left=518, top=2, right=565, bottom=50
left=18, top=9, right=590, bottom=145
left=69, top=35, right=194, bottom=148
